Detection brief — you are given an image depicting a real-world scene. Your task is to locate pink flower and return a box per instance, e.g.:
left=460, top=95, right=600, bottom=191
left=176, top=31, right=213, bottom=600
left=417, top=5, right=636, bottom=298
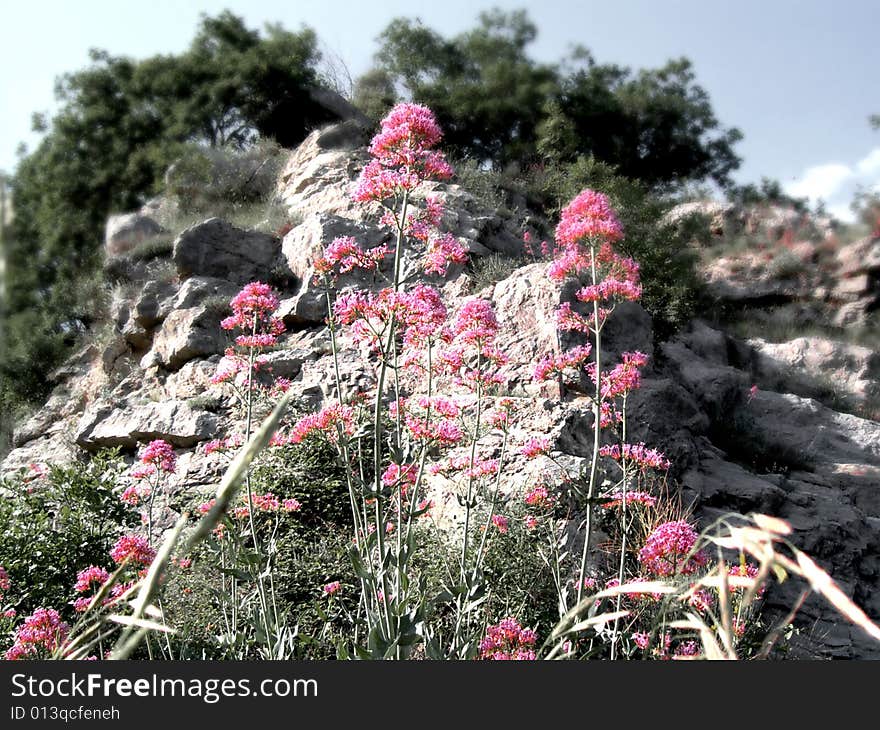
left=728, top=562, right=766, bottom=597
left=639, top=520, right=708, bottom=577
left=323, top=581, right=342, bottom=597
left=74, top=566, right=110, bottom=594
left=290, top=402, right=355, bottom=444
left=425, top=233, right=468, bottom=276
left=491, top=514, right=509, bottom=534
left=221, top=282, right=285, bottom=350
left=599, top=443, right=670, bottom=471
left=524, top=485, right=554, bottom=509
left=0, top=566, right=9, bottom=595
left=600, top=490, right=657, bottom=509
left=315, top=236, right=388, bottom=277
left=120, top=484, right=150, bottom=506
left=555, top=189, right=623, bottom=246
left=282, top=498, right=302, bottom=513
left=452, top=298, right=499, bottom=345
left=354, top=103, right=453, bottom=206
left=520, top=437, right=550, bottom=459
left=136, top=439, right=177, bottom=475
left=524, top=515, right=540, bottom=530
left=4, top=608, right=69, bottom=660
left=381, top=463, right=418, bottom=494
left=533, top=344, right=593, bottom=382
left=110, top=534, right=156, bottom=568
left=479, top=617, right=537, bottom=660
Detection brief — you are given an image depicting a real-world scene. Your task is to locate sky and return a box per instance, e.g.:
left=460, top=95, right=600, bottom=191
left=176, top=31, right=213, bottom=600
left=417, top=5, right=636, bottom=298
left=0, top=0, right=878, bottom=220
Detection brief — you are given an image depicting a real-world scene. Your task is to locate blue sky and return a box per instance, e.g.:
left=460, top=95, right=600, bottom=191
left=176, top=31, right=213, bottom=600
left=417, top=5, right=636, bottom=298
left=1, top=0, right=878, bottom=219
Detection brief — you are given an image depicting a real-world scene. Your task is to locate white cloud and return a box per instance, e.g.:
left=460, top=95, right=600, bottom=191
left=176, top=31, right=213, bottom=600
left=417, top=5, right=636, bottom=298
left=785, top=163, right=853, bottom=201
left=783, top=147, right=880, bottom=222
left=856, top=147, right=880, bottom=177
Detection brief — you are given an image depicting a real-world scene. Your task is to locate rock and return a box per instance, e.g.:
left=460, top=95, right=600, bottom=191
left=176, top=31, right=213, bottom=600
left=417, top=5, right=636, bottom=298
left=105, top=212, right=164, bottom=257
left=173, top=218, right=280, bottom=285
left=142, top=305, right=228, bottom=371
left=747, top=335, right=880, bottom=404
left=277, top=126, right=369, bottom=220
left=281, top=213, right=390, bottom=282
left=134, top=279, right=178, bottom=330
left=171, top=276, right=238, bottom=310
left=836, top=236, right=880, bottom=278
left=662, top=200, right=740, bottom=236
left=75, top=400, right=218, bottom=450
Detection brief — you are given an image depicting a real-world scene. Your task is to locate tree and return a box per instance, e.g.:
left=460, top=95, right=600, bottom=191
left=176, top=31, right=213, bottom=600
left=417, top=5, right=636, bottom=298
left=374, top=10, right=559, bottom=166
left=1, top=12, right=335, bottom=449
left=367, top=11, right=741, bottom=187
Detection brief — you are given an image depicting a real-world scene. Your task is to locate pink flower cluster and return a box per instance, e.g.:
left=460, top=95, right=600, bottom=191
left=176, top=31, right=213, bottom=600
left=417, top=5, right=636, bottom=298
left=289, top=403, right=355, bottom=444
left=381, top=463, right=418, bottom=496
left=638, top=520, right=708, bottom=577
left=479, top=617, right=537, bottom=661
left=491, top=514, right=509, bottom=534
left=425, top=233, right=469, bottom=276
left=72, top=565, right=111, bottom=613
left=555, top=189, right=624, bottom=246
left=428, top=454, right=498, bottom=480
left=598, top=442, right=670, bottom=471
left=4, top=608, right=70, bottom=660
left=74, top=566, right=110, bottom=594
left=315, top=236, right=389, bottom=279
left=520, top=437, right=550, bottom=459
left=533, top=344, right=592, bottom=382
left=110, top=534, right=156, bottom=568
left=600, top=490, right=657, bottom=509
left=0, top=566, right=9, bottom=596
left=334, top=286, right=449, bottom=352
left=204, top=435, right=245, bottom=456
left=232, top=493, right=301, bottom=520
left=524, top=485, right=554, bottom=509
left=599, top=351, right=649, bottom=399
left=130, top=439, right=177, bottom=479
left=220, top=281, right=285, bottom=350
left=728, top=562, right=766, bottom=597
left=323, top=581, right=342, bottom=597
left=353, top=103, right=453, bottom=205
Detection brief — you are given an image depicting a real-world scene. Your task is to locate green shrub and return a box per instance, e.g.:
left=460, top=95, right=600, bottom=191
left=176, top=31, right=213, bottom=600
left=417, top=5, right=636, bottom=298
left=128, top=234, right=174, bottom=262
left=0, top=449, right=138, bottom=618
left=525, top=155, right=704, bottom=338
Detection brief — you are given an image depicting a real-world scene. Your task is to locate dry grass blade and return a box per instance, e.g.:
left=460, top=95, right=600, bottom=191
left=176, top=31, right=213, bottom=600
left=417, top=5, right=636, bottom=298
left=752, top=513, right=792, bottom=535
left=568, top=610, right=630, bottom=634
left=107, top=615, right=174, bottom=633
left=110, top=513, right=188, bottom=659
left=186, top=389, right=294, bottom=549
left=794, top=549, right=880, bottom=642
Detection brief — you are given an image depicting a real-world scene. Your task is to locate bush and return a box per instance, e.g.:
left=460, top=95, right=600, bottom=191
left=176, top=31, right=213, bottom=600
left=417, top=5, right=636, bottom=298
left=525, top=155, right=704, bottom=338
left=0, top=450, right=138, bottom=618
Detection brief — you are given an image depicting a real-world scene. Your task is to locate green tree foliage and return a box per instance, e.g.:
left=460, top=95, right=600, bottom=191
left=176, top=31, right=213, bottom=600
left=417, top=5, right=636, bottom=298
left=1, top=12, right=334, bottom=448
left=367, top=10, right=741, bottom=186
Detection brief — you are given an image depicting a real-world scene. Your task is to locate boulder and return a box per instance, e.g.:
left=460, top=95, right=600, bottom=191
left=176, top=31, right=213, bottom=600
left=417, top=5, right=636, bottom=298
left=105, top=212, right=164, bottom=257
left=142, top=305, right=228, bottom=371
left=173, top=218, right=280, bottom=285
left=75, top=400, right=218, bottom=450
left=747, top=335, right=880, bottom=404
